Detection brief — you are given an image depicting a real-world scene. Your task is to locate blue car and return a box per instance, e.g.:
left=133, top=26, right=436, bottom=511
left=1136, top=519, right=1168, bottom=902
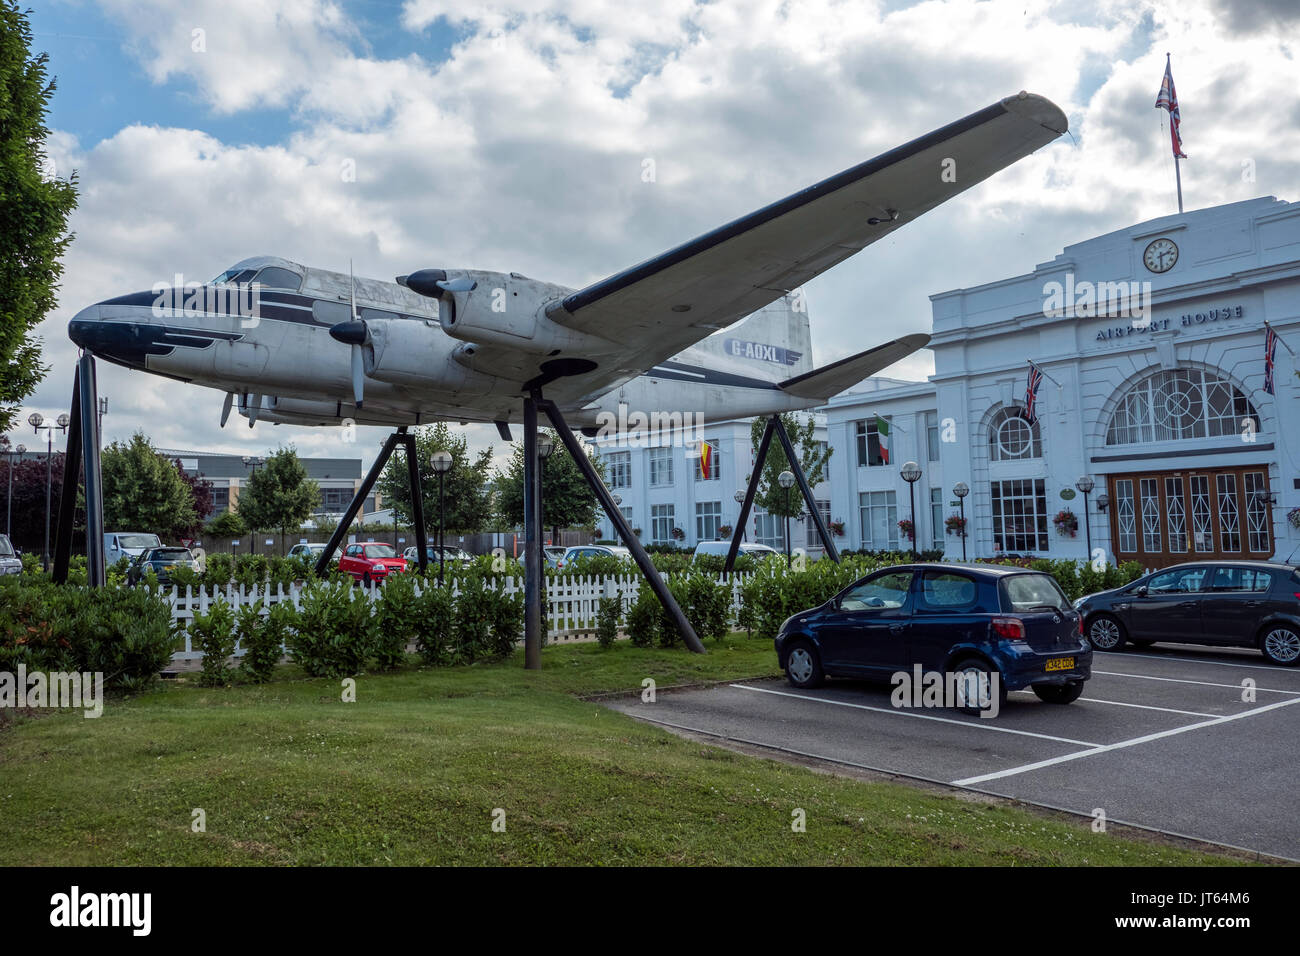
left=774, top=563, right=1091, bottom=710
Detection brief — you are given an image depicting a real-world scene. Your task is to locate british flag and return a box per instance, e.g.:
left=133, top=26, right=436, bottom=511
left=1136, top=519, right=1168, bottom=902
left=1155, top=57, right=1187, bottom=159
left=1264, top=326, right=1278, bottom=395
left=1023, top=364, right=1044, bottom=424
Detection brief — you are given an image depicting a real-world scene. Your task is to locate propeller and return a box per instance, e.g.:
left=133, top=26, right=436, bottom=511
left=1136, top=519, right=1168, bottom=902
left=327, top=261, right=370, bottom=409
left=247, top=393, right=262, bottom=427
left=220, top=392, right=234, bottom=428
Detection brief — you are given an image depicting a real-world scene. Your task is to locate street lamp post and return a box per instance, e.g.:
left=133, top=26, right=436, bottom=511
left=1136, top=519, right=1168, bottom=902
left=778, top=470, right=795, bottom=567
left=733, top=489, right=747, bottom=541
left=430, top=451, right=453, bottom=584
left=241, top=456, right=265, bottom=553
left=537, top=433, right=555, bottom=546
left=901, top=461, right=921, bottom=561
left=5, top=442, right=26, bottom=539
left=953, top=481, right=969, bottom=562
left=1076, top=476, right=1096, bottom=560
left=29, top=413, right=70, bottom=571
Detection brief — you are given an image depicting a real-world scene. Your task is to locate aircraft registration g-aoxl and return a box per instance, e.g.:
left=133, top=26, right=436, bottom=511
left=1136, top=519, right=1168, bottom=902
left=68, top=93, right=1067, bottom=435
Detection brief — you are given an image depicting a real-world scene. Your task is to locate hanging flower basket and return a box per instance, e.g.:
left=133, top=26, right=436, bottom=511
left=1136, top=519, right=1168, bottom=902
left=828, top=520, right=846, bottom=537
left=945, top=513, right=967, bottom=537
left=718, top=524, right=733, bottom=539
left=670, top=526, right=685, bottom=540
left=1053, top=509, right=1079, bottom=538
left=1288, top=507, right=1300, bottom=530
left=897, top=518, right=915, bottom=542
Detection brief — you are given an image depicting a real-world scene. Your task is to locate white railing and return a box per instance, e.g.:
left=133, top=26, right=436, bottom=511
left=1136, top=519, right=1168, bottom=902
left=164, top=572, right=754, bottom=661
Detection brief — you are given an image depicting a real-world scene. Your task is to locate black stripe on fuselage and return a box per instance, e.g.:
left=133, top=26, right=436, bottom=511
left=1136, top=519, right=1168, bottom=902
left=648, top=361, right=779, bottom=390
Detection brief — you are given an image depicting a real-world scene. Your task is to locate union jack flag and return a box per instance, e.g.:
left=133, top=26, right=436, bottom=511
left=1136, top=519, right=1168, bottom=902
left=1023, top=364, right=1044, bottom=424
left=1264, top=326, right=1278, bottom=395
left=1155, top=57, right=1187, bottom=159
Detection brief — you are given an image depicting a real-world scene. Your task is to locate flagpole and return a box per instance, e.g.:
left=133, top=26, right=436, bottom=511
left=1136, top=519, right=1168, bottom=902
left=1264, top=321, right=1296, bottom=356
left=1165, top=53, right=1183, bottom=214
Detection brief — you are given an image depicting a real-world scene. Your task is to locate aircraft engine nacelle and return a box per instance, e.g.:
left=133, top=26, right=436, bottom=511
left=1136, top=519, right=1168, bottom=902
left=361, top=316, right=498, bottom=395
left=403, top=269, right=611, bottom=355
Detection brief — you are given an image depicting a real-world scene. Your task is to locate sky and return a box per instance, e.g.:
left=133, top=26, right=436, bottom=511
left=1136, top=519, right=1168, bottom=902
left=18, top=0, right=1300, bottom=471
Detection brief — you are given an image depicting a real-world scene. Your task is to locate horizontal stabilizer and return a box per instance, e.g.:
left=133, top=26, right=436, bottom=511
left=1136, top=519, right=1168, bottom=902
left=779, top=334, right=930, bottom=400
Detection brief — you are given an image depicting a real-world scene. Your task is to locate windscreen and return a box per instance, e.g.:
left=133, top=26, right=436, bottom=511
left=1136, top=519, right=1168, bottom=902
left=365, top=544, right=398, bottom=558
left=119, top=534, right=161, bottom=549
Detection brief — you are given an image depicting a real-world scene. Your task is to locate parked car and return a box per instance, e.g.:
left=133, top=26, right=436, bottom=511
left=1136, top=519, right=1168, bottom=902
left=557, top=544, right=632, bottom=569
left=402, top=544, right=474, bottom=567
left=1076, top=560, right=1300, bottom=665
left=104, top=532, right=162, bottom=567
left=774, top=563, right=1091, bottom=710
left=338, top=541, right=407, bottom=583
left=287, top=542, right=337, bottom=565
left=0, top=534, right=21, bottom=575
left=692, top=540, right=780, bottom=562
left=126, top=547, right=199, bottom=586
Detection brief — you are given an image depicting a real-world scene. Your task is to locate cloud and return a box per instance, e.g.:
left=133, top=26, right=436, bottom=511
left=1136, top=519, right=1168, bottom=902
left=26, top=0, right=1300, bottom=476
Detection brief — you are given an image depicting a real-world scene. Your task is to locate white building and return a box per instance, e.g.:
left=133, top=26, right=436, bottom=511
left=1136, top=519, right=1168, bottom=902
left=826, top=196, right=1300, bottom=570
left=591, top=414, right=831, bottom=554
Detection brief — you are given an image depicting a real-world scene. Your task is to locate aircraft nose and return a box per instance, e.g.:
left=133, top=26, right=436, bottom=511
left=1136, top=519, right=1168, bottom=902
left=67, top=304, right=103, bottom=351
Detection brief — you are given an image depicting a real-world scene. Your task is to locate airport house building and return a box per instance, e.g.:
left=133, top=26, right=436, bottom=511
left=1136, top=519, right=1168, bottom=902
left=160, top=449, right=371, bottom=522
left=825, top=196, right=1300, bottom=570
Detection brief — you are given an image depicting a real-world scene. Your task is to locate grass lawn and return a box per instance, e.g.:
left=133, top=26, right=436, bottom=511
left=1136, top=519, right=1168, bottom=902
left=0, top=636, right=1246, bottom=866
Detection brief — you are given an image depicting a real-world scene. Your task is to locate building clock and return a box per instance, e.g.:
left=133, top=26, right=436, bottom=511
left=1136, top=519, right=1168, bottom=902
left=1143, top=237, right=1179, bottom=273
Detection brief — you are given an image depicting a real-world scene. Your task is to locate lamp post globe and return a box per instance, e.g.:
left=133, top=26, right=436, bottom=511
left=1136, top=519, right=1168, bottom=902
left=952, top=481, right=970, bottom=561
left=778, top=470, right=795, bottom=566
left=430, top=451, right=453, bottom=584
left=27, top=412, right=43, bottom=430
left=900, top=461, right=921, bottom=560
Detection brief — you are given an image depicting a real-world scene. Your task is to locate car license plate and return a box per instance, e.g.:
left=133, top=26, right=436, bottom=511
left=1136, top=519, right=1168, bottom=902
left=1045, top=657, right=1074, bottom=672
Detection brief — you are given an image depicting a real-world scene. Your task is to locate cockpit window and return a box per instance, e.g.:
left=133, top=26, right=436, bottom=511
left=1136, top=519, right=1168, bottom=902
left=211, top=268, right=257, bottom=284
left=252, top=267, right=303, bottom=291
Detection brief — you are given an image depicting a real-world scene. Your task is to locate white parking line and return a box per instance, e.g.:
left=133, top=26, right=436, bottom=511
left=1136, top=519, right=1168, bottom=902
left=1077, top=697, right=1218, bottom=718
left=1103, top=650, right=1300, bottom=674
left=729, top=683, right=1102, bottom=747
left=951, top=695, right=1300, bottom=787
left=1092, top=670, right=1300, bottom=695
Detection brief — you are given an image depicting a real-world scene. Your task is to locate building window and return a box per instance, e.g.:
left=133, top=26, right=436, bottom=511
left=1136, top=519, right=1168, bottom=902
left=989, top=407, right=1041, bottom=461
left=648, top=446, right=673, bottom=487
left=318, top=486, right=354, bottom=514
left=694, top=441, right=719, bottom=481
left=805, top=499, right=831, bottom=549
left=926, top=411, right=940, bottom=462
left=211, top=486, right=230, bottom=515
left=696, top=501, right=722, bottom=541
left=755, top=512, right=783, bottom=550
left=990, top=479, right=1049, bottom=553
left=929, top=487, right=944, bottom=551
left=1105, top=368, right=1260, bottom=446
left=650, top=504, right=675, bottom=544
left=606, top=451, right=631, bottom=489
left=858, top=491, right=898, bottom=550
left=855, top=419, right=888, bottom=467
left=1244, top=471, right=1271, bottom=553
left=1114, top=478, right=1137, bottom=553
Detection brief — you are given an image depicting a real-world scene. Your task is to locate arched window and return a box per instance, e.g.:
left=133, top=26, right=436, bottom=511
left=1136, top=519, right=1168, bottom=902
left=989, top=407, right=1041, bottom=461
left=1105, top=368, right=1259, bottom=446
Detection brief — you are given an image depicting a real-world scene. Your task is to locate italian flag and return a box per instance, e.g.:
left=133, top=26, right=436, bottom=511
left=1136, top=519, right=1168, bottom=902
left=875, top=415, right=890, bottom=464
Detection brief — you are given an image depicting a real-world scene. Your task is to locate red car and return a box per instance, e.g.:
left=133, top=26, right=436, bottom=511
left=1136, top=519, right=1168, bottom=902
left=339, top=542, right=407, bottom=583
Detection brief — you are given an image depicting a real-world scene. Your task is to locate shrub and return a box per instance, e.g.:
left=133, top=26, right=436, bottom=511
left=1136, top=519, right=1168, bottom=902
left=412, top=582, right=455, bottom=666
left=450, top=574, right=497, bottom=664
left=288, top=578, right=375, bottom=677
left=203, top=552, right=234, bottom=592
left=232, top=553, right=269, bottom=592
left=191, top=599, right=238, bottom=687
left=372, top=572, right=419, bottom=669
left=238, top=599, right=294, bottom=683
left=169, top=563, right=201, bottom=592
left=624, top=586, right=663, bottom=648
left=680, top=573, right=730, bottom=642
left=595, top=593, right=621, bottom=648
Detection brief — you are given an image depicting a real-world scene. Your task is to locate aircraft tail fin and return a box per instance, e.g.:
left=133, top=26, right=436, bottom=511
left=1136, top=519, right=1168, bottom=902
left=779, top=334, right=930, bottom=401
left=695, top=293, right=814, bottom=381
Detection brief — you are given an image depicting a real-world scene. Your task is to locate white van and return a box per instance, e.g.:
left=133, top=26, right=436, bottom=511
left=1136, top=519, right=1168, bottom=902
left=692, top=540, right=780, bottom=561
left=104, top=532, right=162, bottom=567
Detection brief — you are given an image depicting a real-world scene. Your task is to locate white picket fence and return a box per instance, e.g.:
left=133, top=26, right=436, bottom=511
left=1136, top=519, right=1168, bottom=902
left=165, top=572, right=754, bottom=661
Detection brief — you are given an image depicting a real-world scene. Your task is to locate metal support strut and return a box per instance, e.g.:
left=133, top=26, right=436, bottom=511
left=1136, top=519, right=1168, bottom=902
left=724, top=414, right=840, bottom=574
left=52, top=354, right=106, bottom=586
left=535, top=395, right=705, bottom=655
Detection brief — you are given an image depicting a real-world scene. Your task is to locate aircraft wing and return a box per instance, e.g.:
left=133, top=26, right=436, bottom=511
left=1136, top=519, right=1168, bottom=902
left=547, top=92, right=1066, bottom=377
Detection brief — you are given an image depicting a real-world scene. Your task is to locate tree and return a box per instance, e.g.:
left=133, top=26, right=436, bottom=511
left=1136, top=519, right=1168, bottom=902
left=0, top=5, right=79, bottom=432
left=235, top=447, right=321, bottom=538
left=748, top=413, right=832, bottom=520
left=495, top=428, right=606, bottom=540
left=173, top=459, right=214, bottom=536
left=205, top=510, right=246, bottom=537
left=101, top=433, right=197, bottom=541
left=376, top=423, right=493, bottom=534
left=0, top=438, right=63, bottom=552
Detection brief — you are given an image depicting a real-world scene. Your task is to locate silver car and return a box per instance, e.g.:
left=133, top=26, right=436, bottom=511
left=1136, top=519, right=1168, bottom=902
left=0, top=534, right=21, bottom=575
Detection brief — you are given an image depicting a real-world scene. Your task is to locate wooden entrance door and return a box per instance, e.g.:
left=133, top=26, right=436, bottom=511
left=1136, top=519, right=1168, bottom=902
left=1106, top=466, right=1273, bottom=569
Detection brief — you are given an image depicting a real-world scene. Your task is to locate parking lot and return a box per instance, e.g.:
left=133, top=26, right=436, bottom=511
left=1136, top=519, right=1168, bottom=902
left=606, top=644, right=1300, bottom=860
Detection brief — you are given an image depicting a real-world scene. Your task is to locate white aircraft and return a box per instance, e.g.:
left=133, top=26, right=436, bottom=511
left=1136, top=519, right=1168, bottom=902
left=68, top=93, right=1067, bottom=435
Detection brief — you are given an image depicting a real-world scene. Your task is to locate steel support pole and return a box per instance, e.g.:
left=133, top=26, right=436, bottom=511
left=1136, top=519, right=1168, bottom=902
left=724, top=417, right=776, bottom=573
left=523, top=396, right=543, bottom=669
left=53, top=365, right=82, bottom=584
left=538, top=397, right=705, bottom=654
left=770, top=414, right=840, bottom=562
left=403, top=434, right=428, bottom=574
left=316, top=430, right=403, bottom=576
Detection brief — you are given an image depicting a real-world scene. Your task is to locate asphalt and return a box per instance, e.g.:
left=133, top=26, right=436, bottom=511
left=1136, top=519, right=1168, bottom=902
left=605, top=642, right=1300, bottom=860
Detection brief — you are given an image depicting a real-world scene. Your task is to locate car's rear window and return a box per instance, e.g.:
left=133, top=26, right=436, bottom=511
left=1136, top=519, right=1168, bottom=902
left=1209, top=567, right=1272, bottom=592
left=153, top=549, right=191, bottom=561
left=1002, top=573, right=1070, bottom=612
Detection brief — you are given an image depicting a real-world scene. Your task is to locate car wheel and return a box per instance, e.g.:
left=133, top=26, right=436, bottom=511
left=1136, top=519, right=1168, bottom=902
left=952, top=657, right=1007, bottom=716
left=1260, top=625, right=1300, bottom=667
left=784, top=642, right=824, bottom=689
left=1033, top=681, right=1085, bottom=704
left=1086, top=613, right=1127, bottom=651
